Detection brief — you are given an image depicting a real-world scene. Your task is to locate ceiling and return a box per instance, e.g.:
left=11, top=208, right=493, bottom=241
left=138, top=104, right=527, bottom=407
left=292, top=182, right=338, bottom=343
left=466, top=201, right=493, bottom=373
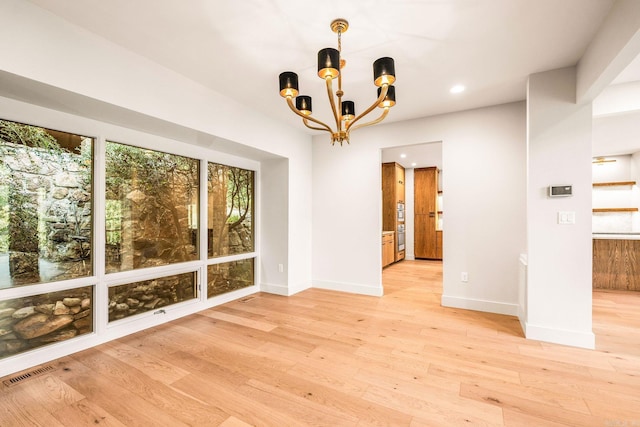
left=27, top=0, right=615, bottom=136
left=23, top=0, right=640, bottom=163
left=381, top=142, right=442, bottom=170
left=591, top=51, right=640, bottom=157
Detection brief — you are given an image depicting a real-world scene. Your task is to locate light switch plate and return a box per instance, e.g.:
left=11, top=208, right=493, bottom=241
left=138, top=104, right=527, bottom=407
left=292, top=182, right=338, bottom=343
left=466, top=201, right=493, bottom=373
left=558, top=211, right=575, bottom=224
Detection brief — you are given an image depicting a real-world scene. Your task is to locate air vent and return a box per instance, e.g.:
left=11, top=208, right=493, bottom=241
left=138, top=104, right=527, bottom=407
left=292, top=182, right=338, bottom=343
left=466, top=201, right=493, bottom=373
left=239, top=297, right=255, bottom=303
left=2, top=365, right=56, bottom=387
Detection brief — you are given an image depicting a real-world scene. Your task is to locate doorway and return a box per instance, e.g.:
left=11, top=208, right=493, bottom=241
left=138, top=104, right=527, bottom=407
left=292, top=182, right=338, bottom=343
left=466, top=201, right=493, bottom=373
left=381, top=142, right=442, bottom=262
left=381, top=142, right=444, bottom=297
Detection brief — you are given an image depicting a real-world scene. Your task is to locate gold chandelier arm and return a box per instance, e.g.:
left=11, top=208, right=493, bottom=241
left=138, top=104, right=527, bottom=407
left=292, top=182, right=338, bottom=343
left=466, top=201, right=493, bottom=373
left=346, top=108, right=389, bottom=136
left=325, top=77, right=342, bottom=130
left=346, top=84, right=388, bottom=131
left=302, top=118, right=332, bottom=132
left=285, top=97, right=333, bottom=133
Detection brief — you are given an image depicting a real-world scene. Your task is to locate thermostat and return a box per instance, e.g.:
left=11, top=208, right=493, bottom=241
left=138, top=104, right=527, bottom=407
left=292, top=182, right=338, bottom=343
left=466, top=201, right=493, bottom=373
left=549, top=185, right=572, bottom=197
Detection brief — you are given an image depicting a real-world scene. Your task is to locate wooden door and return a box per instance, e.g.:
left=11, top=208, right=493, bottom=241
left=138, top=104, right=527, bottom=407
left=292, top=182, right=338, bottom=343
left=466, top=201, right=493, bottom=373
left=381, top=163, right=397, bottom=231
left=414, top=167, right=438, bottom=258
left=395, top=163, right=405, bottom=203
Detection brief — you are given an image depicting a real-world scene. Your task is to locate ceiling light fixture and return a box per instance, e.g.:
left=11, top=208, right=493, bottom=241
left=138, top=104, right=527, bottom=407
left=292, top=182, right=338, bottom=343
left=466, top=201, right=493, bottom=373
left=450, top=84, right=465, bottom=94
left=592, top=157, right=616, bottom=165
left=279, top=19, right=396, bottom=146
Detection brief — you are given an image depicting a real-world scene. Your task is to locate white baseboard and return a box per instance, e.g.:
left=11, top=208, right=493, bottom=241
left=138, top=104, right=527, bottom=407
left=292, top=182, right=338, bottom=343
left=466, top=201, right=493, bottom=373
left=441, top=295, right=519, bottom=316
left=523, top=323, right=595, bottom=349
left=518, top=306, right=527, bottom=336
left=260, top=281, right=311, bottom=296
left=313, top=280, right=383, bottom=297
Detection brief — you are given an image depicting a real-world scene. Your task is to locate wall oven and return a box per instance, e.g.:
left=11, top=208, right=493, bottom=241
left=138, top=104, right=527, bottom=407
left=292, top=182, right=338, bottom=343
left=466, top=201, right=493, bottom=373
left=397, top=223, right=405, bottom=251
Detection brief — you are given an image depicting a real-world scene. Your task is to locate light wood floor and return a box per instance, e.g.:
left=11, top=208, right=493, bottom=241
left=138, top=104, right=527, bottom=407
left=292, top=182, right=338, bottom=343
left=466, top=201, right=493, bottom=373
left=2, top=260, right=640, bottom=426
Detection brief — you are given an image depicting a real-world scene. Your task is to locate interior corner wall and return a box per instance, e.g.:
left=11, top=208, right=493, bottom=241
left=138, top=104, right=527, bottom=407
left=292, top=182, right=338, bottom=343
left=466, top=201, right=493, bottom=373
left=312, top=102, right=526, bottom=312
left=0, top=0, right=313, bottom=297
left=259, top=158, right=289, bottom=295
left=311, top=138, right=384, bottom=296
left=285, top=142, right=313, bottom=295
left=526, top=67, right=595, bottom=349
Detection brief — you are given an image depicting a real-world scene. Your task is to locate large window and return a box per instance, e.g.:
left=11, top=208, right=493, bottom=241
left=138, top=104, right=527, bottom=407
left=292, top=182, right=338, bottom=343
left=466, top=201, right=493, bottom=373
left=105, top=142, right=199, bottom=273
left=207, top=258, right=254, bottom=298
left=108, top=271, right=197, bottom=322
left=0, top=112, right=260, bottom=370
left=0, top=285, right=93, bottom=359
left=207, top=163, right=254, bottom=257
left=0, top=120, right=93, bottom=289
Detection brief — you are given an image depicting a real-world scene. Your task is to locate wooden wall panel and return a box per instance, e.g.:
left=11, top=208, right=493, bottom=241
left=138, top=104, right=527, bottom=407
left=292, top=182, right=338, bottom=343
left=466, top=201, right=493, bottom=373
left=593, top=239, right=640, bottom=291
left=382, top=162, right=405, bottom=262
left=436, top=230, right=443, bottom=260
left=381, top=163, right=397, bottom=232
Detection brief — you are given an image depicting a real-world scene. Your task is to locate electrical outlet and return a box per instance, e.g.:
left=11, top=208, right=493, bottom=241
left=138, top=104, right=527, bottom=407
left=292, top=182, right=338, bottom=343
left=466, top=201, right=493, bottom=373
left=461, top=272, right=468, bottom=282
left=278, top=264, right=284, bottom=273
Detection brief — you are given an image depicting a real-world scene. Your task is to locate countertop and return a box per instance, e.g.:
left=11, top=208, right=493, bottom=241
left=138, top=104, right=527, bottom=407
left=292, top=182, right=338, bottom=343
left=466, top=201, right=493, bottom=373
left=382, top=231, right=395, bottom=236
left=593, top=233, right=640, bottom=240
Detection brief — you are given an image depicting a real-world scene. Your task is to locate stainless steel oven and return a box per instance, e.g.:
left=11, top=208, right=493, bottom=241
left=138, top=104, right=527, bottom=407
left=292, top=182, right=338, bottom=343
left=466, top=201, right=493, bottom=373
left=397, top=223, right=405, bottom=251
left=397, top=202, right=405, bottom=222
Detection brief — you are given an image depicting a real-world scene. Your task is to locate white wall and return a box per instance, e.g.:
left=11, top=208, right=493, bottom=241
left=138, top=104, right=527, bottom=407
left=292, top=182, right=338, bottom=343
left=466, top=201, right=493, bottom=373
left=593, top=81, right=640, bottom=117
left=592, top=155, right=632, bottom=182
left=0, top=0, right=313, bottom=297
left=260, top=158, right=289, bottom=294
left=312, top=139, right=384, bottom=295
left=593, top=112, right=640, bottom=157
left=526, top=67, right=594, bottom=348
left=312, top=102, right=527, bottom=313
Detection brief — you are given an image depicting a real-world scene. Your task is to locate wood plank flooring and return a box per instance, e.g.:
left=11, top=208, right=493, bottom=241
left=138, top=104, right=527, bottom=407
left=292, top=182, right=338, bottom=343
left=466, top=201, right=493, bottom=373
left=2, top=260, right=640, bottom=426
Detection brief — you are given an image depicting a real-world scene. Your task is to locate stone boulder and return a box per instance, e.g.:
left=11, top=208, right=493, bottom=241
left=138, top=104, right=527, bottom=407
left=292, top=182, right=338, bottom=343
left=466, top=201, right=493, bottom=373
left=12, top=306, right=36, bottom=319
left=0, top=308, right=16, bottom=320
left=13, top=313, right=74, bottom=340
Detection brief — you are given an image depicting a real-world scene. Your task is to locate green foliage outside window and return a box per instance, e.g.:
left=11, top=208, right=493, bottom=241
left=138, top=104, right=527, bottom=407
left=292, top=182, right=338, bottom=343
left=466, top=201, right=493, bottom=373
left=105, top=142, right=199, bottom=273
left=208, top=163, right=254, bottom=257
left=0, top=119, right=93, bottom=288
left=0, top=184, right=8, bottom=253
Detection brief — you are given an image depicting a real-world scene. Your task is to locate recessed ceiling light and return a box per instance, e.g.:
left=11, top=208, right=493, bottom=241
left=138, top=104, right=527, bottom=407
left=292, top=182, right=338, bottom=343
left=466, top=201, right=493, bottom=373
left=400, top=153, right=407, bottom=158
left=411, top=162, right=417, bottom=166
left=450, top=84, right=466, bottom=94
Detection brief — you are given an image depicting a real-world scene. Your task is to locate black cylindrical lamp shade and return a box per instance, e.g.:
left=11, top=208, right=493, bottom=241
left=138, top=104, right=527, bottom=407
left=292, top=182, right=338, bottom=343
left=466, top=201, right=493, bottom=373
left=373, top=57, right=396, bottom=87
left=296, top=96, right=312, bottom=115
left=279, top=72, right=299, bottom=98
left=341, top=100, right=355, bottom=120
left=318, top=48, right=340, bottom=79
left=378, top=85, right=396, bottom=108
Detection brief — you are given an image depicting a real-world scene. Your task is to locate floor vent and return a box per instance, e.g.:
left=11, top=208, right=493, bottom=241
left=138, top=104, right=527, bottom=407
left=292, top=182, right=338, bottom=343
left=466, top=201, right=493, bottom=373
left=239, top=296, right=255, bottom=303
left=2, top=365, right=56, bottom=387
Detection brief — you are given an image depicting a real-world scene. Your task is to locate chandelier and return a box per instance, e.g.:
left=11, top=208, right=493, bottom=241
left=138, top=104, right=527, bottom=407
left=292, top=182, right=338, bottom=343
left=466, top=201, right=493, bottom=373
left=279, top=19, right=396, bottom=146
